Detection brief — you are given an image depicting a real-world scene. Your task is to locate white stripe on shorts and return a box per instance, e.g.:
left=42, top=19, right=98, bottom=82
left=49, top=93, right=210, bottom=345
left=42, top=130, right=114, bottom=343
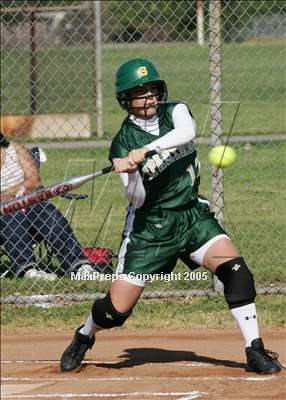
left=190, top=234, right=230, bottom=266
left=115, top=205, right=148, bottom=287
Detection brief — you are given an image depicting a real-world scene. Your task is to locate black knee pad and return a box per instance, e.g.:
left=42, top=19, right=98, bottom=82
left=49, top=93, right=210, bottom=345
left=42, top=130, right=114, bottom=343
left=215, top=257, right=256, bottom=309
left=92, top=292, right=132, bottom=329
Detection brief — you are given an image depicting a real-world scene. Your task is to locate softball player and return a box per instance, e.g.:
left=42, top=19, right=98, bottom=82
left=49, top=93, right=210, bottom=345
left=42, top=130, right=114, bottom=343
left=61, top=59, right=282, bottom=374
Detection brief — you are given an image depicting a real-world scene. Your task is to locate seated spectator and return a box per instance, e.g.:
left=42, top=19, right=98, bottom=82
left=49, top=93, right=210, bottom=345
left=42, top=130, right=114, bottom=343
left=0, top=133, right=98, bottom=280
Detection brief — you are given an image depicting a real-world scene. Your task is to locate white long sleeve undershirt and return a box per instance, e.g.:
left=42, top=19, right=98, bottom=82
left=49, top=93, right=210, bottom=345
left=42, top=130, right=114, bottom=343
left=118, top=103, right=196, bottom=208
left=119, top=171, right=146, bottom=208
left=132, top=102, right=196, bottom=151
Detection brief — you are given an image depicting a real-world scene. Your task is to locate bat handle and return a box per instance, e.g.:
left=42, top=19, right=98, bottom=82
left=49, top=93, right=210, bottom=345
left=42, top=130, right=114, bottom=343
left=102, top=165, right=114, bottom=174
left=145, top=146, right=162, bottom=158
left=107, top=147, right=161, bottom=173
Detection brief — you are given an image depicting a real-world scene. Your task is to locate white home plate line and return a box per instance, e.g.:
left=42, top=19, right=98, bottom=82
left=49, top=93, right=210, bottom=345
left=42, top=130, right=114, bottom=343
left=0, top=391, right=207, bottom=399
left=3, top=359, right=284, bottom=369
left=178, top=394, right=207, bottom=400
left=1, top=360, right=212, bottom=367
left=1, top=375, right=276, bottom=382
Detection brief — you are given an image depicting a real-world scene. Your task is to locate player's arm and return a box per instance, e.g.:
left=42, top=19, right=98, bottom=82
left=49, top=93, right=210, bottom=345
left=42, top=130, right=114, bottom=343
left=118, top=171, right=146, bottom=208
left=109, top=138, right=146, bottom=208
left=115, top=163, right=146, bottom=208
left=127, top=103, right=196, bottom=164
left=109, top=134, right=138, bottom=174
left=1, top=144, right=40, bottom=202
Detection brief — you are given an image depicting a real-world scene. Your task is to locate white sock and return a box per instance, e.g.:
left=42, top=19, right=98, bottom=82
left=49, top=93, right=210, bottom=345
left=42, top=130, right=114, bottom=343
left=79, top=314, right=98, bottom=338
left=230, top=303, right=260, bottom=347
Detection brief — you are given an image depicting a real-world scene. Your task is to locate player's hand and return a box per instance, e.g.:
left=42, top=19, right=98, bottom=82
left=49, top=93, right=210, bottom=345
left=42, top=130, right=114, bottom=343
left=127, top=148, right=148, bottom=165
left=112, top=157, right=138, bottom=173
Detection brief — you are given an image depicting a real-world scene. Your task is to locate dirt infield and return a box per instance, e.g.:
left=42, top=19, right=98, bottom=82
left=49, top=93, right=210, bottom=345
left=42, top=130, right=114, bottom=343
left=1, top=328, right=285, bottom=400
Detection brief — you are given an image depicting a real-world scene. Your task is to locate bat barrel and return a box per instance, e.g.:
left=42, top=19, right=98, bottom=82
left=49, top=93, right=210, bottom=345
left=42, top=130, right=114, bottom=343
left=0, top=165, right=114, bottom=215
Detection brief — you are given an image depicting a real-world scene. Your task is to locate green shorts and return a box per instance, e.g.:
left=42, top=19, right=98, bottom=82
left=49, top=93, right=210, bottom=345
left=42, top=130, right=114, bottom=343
left=118, top=197, right=226, bottom=278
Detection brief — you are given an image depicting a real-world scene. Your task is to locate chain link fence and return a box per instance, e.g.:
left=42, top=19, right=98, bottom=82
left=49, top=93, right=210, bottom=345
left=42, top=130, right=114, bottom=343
left=1, top=0, right=285, bottom=305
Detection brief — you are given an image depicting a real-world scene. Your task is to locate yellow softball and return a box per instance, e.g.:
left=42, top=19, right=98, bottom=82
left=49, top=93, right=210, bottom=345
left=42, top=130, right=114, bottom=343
left=208, top=145, right=236, bottom=168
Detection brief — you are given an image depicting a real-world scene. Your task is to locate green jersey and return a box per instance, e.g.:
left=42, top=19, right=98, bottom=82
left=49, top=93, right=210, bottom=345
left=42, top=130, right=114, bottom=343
left=109, top=102, right=200, bottom=210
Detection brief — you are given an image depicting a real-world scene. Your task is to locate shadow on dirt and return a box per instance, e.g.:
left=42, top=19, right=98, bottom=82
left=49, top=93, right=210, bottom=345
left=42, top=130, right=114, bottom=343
left=93, top=347, right=246, bottom=370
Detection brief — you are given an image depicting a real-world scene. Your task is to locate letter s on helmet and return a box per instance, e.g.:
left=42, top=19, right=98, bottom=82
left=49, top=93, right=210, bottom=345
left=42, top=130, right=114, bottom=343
left=115, top=58, right=168, bottom=110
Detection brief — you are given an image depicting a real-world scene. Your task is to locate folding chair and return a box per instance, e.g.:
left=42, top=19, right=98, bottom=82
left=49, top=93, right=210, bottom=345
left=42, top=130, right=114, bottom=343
left=29, top=147, right=88, bottom=267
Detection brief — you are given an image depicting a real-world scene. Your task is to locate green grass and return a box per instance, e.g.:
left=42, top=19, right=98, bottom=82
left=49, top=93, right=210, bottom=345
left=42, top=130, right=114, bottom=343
left=1, top=38, right=285, bottom=137
left=1, top=141, right=285, bottom=298
left=1, top=295, right=285, bottom=331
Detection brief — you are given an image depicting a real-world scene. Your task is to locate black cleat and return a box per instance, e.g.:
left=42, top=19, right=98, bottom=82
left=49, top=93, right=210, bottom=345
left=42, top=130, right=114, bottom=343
left=60, top=326, right=95, bottom=372
left=246, top=338, right=284, bottom=374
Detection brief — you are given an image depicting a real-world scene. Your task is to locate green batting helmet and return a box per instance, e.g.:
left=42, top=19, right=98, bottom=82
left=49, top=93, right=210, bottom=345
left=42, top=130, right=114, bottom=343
left=115, top=58, right=167, bottom=110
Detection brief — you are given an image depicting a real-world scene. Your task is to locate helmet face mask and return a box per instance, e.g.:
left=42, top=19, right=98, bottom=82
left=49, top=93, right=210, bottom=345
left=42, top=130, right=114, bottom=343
left=118, top=81, right=167, bottom=115
left=115, top=59, right=168, bottom=114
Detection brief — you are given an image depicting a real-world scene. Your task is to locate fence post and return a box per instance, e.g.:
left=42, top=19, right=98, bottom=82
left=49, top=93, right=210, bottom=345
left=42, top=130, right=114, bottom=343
left=209, top=0, right=224, bottom=293
left=197, top=0, right=205, bottom=46
left=29, top=8, right=37, bottom=114
left=93, top=0, right=103, bottom=137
